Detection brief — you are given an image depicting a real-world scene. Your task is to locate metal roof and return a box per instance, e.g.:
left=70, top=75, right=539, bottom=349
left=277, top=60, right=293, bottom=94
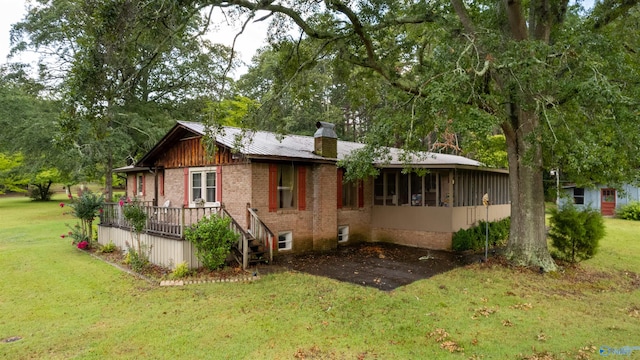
left=178, top=121, right=485, bottom=168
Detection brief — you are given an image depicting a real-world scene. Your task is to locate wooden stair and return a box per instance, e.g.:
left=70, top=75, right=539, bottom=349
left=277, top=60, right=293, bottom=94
left=232, top=234, right=269, bottom=266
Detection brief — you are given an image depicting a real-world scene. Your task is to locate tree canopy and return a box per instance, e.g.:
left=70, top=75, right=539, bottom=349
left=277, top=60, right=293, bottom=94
left=10, top=0, right=240, bottom=200
left=197, top=0, right=640, bottom=270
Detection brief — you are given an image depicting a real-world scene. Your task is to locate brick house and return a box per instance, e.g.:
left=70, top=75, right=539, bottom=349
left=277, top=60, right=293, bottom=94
left=99, top=121, right=510, bottom=269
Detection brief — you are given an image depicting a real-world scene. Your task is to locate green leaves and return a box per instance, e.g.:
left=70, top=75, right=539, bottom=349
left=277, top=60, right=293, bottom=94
left=184, top=215, right=240, bottom=271
left=549, top=205, right=605, bottom=263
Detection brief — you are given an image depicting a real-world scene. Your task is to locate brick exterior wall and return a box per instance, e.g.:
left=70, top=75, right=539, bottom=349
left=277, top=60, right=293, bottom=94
left=126, top=162, right=457, bottom=254
left=337, top=178, right=374, bottom=244
left=312, top=163, right=338, bottom=251
left=162, top=168, right=186, bottom=208
left=249, top=163, right=315, bottom=253
left=221, top=164, right=252, bottom=226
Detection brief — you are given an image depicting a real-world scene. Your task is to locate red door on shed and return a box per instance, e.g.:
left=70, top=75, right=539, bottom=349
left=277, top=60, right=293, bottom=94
left=601, top=188, right=616, bottom=216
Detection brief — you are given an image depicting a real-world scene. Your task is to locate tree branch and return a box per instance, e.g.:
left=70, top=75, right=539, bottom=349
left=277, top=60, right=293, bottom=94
left=450, top=0, right=476, bottom=35
left=503, top=0, right=528, bottom=40
left=590, top=0, right=640, bottom=29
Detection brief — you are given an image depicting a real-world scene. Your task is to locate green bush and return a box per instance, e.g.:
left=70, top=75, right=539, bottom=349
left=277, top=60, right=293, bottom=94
left=452, top=217, right=511, bottom=252
left=185, top=215, right=239, bottom=270
left=99, top=241, right=117, bottom=254
left=548, top=205, right=605, bottom=263
left=124, top=247, right=149, bottom=273
left=170, top=262, right=192, bottom=279
left=616, top=201, right=640, bottom=221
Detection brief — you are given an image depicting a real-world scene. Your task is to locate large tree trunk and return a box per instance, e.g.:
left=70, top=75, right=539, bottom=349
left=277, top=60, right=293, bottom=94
left=502, top=107, right=557, bottom=272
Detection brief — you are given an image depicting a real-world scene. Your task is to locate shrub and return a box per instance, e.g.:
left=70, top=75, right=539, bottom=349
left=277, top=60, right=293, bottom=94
left=99, top=241, right=117, bottom=254
left=171, top=262, right=192, bottom=279
left=452, top=217, right=511, bottom=252
left=124, top=247, right=149, bottom=273
left=185, top=215, right=239, bottom=270
left=548, top=205, right=605, bottom=263
left=616, top=201, right=640, bottom=221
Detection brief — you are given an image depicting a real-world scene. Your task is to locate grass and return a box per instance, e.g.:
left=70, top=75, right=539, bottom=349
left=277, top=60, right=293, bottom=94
left=1, top=195, right=639, bottom=359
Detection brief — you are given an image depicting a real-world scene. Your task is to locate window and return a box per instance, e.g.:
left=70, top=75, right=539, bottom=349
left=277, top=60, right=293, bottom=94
left=189, top=167, right=217, bottom=206
left=338, top=226, right=349, bottom=243
left=278, top=165, right=296, bottom=209
left=136, top=173, right=144, bottom=196
left=338, top=169, right=357, bottom=208
left=574, top=188, right=585, bottom=205
left=278, top=231, right=292, bottom=250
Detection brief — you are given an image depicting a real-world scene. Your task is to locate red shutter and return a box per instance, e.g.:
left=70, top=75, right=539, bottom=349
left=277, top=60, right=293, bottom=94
left=358, top=180, right=364, bottom=208
left=159, top=172, right=164, bottom=196
left=268, top=164, right=277, bottom=212
left=216, top=166, right=222, bottom=203
left=183, top=168, right=189, bottom=207
left=337, top=168, right=343, bottom=209
left=132, top=175, right=137, bottom=197
left=298, top=166, right=306, bottom=211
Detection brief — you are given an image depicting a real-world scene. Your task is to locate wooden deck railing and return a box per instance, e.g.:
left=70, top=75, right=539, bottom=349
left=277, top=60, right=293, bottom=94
left=99, top=203, right=222, bottom=239
left=99, top=203, right=268, bottom=269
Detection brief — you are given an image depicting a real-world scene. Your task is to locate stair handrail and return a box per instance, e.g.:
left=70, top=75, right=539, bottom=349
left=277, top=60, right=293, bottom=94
left=247, top=207, right=274, bottom=263
left=220, top=208, right=252, bottom=269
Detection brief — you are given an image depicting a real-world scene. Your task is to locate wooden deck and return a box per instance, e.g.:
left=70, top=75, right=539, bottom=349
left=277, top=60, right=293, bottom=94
left=98, top=203, right=273, bottom=269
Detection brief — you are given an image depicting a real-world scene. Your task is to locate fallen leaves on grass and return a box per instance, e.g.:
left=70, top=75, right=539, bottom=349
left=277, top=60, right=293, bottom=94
left=625, top=305, right=640, bottom=318
left=502, top=319, right=514, bottom=327
left=575, top=345, right=597, bottom=360
left=427, top=328, right=464, bottom=353
left=510, top=303, right=533, bottom=310
left=518, top=351, right=557, bottom=360
left=471, top=306, right=497, bottom=319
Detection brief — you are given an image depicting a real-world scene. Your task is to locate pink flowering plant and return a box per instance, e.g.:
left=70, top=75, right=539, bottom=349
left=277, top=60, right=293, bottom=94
left=61, top=191, right=104, bottom=249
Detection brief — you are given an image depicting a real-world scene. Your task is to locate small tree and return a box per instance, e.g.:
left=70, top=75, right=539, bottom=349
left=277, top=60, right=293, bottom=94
left=122, top=200, right=148, bottom=250
left=548, top=205, right=605, bottom=263
left=63, top=191, right=104, bottom=247
left=185, top=215, right=239, bottom=270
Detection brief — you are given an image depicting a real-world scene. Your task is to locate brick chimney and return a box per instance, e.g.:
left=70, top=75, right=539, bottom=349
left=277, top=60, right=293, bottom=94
left=314, top=121, right=337, bottom=158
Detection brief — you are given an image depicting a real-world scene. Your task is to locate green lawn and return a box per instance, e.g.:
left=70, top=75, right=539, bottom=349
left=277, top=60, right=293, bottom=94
left=1, top=195, right=638, bottom=359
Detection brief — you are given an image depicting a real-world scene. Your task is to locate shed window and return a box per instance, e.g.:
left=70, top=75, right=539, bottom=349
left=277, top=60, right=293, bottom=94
left=573, top=188, right=585, bottom=205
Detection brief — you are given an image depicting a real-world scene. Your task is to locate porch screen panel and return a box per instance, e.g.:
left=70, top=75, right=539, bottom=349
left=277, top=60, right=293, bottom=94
left=206, top=172, right=216, bottom=202
left=374, top=175, right=384, bottom=205
left=386, top=172, right=397, bottom=206
left=410, top=173, right=423, bottom=206
left=192, top=173, right=202, bottom=201
left=399, top=173, right=409, bottom=206
left=426, top=173, right=437, bottom=206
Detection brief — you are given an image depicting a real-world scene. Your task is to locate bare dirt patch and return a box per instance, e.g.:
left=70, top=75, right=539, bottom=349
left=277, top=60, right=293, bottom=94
left=257, top=242, right=481, bottom=291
